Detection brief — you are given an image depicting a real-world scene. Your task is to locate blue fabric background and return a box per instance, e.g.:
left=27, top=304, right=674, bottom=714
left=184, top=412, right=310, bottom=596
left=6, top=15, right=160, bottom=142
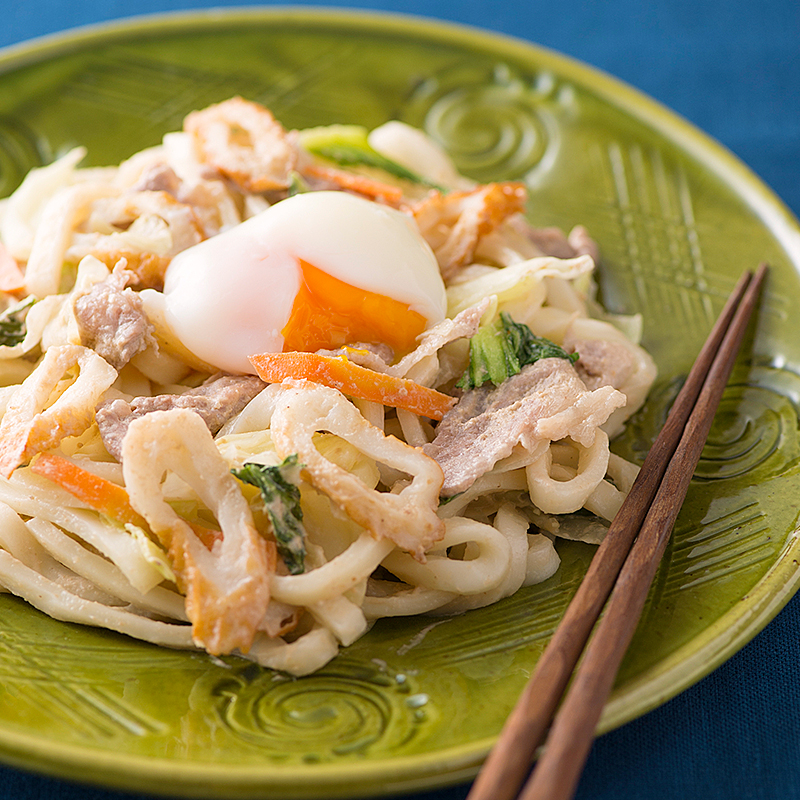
left=0, top=2, right=799, bottom=799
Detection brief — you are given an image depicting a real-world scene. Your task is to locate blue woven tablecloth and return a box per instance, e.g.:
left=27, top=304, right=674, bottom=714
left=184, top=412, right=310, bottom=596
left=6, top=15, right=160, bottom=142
left=0, top=1, right=798, bottom=798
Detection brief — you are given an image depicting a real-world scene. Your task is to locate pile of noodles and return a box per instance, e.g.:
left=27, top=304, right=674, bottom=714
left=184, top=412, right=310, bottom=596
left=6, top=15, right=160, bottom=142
left=0, top=98, right=655, bottom=675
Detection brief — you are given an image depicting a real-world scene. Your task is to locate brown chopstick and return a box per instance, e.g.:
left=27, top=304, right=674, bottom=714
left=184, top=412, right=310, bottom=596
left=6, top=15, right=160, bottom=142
left=467, top=263, right=768, bottom=800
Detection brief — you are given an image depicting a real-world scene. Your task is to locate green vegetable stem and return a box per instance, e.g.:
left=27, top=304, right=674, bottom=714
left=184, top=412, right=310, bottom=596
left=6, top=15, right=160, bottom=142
left=457, top=312, right=579, bottom=390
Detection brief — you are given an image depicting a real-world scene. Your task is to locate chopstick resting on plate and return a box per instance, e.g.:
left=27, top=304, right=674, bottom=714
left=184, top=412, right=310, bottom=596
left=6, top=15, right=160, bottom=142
left=467, top=263, right=769, bottom=800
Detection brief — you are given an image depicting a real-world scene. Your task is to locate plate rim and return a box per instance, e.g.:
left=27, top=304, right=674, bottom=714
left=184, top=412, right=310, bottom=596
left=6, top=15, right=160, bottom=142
left=1, top=6, right=799, bottom=798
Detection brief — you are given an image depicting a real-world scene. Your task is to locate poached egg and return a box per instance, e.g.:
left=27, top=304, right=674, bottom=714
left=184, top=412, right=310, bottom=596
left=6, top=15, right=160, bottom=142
left=161, top=191, right=446, bottom=374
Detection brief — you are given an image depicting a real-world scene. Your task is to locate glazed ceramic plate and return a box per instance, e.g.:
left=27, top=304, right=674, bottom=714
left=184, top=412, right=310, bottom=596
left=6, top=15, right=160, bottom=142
left=1, top=8, right=800, bottom=799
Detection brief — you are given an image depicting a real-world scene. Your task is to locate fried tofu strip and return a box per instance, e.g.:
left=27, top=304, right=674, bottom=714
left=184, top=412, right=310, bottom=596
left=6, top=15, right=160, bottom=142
left=121, top=409, right=274, bottom=655
left=184, top=96, right=297, bottom=193
left=268, top=381, right=445, bottom=560
left=410, top=182, right=528, bottom=280
left=0, top=344, right=117, bottom=477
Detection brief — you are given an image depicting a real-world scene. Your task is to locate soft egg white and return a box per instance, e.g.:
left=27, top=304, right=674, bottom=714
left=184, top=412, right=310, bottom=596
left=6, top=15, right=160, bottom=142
left=161, top=191, right=447, bottom=374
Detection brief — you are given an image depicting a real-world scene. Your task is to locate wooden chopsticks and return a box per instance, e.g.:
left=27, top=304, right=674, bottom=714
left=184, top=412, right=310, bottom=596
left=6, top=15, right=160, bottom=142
left=467, top=263, right=769, bottom=800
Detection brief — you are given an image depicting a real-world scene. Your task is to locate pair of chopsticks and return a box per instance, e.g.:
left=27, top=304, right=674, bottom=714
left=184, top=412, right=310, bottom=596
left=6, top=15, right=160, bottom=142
left=467, top=263, right=769, bottom=800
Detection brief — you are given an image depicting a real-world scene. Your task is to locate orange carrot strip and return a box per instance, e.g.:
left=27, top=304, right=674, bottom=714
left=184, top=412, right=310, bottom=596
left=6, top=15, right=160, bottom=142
left=302, top=163, right=404, bottom=205
left=0, top=242, right=26, bottom=293
left=31, top=453, right=221, bottom=548
left=32, top=453, right=145, bottom=526
left=249, top=351, right=457, bottom=420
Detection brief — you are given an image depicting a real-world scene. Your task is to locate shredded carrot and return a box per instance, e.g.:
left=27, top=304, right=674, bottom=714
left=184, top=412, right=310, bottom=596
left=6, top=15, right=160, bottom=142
left=0, top=243, right=25, bottom=294
left=302, top=163, right=404, bottom=205
left=31, top=453, right=221, bottom=548
left=249, top=351, right=457, bottom=420
left=32, top=453, right=144, bottom=525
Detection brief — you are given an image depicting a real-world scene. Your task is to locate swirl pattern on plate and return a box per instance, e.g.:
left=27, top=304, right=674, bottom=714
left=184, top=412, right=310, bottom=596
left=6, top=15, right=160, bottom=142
left=619, top=365, right=800, bottom=482
left=204, top=664, right=428, bottom=758
left=694, top=367, right=800, bottom=481
left=409, top=63, right=567, bottom=182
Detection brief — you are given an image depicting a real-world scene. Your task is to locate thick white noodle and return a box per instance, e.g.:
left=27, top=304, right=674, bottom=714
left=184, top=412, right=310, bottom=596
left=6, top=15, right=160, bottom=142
left=381, top=516, right=512, bottom=596
left=308, top=593, right=369, bottom=646
left=396, top=407, right=432, bottom=447
left=243, top=627, right=339, bottom=677
left=583, top=479, right=625, bottom=522
left=433, top=504, right=530, bottom=614
left=271, top=532, right=394, bottom=606
left=25, top=517, right=187, bottom=620
left=0, top=471, right=166, bottom=593
left=0, top=501, right=119, bottom=604
left=583, top=451, right=641, bottom=521
left=351, top=397, right=385, bottom=431
left=525, top=533, right=562, bottom=586
left=0, top=548, right=196, bottom=649
left=361, top=583, right=458, bottom=619
left=437, top=449, right=542, bottom=520
left=526, top=431, right=610, bottom=514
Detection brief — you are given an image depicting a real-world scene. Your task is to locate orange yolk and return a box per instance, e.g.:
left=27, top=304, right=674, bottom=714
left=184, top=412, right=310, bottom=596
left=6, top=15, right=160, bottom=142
left=281, top=259, right=428, bottom=354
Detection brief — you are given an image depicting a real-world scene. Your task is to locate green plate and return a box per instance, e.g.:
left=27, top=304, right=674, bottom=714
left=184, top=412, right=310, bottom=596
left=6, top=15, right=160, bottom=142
left=1, top=9, right=800, bottom=799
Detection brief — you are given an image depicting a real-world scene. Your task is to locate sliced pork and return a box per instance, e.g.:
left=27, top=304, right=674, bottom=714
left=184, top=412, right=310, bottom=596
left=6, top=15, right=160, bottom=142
left=569, top=337, right=636, bottom=391
left=96, top=373, right=265, bottom=460
left=73, top=265, right=155, bottom=370
left=424, top=358, right=625, bottom=496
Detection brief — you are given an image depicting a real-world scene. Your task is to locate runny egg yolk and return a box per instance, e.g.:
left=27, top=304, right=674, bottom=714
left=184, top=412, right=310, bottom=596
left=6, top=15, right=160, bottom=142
left=282, top=259, right=428, bottom=354
left=159, top=191, right=447, bottom=374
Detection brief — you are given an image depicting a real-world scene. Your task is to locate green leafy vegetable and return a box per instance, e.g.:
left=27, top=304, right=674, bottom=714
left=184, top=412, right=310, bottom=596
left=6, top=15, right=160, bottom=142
left=0, top=296, right=35, bottom=347
left=298, top=124, right=446, bottom=190
left=457, top=312, right=579, bottom=390
left=456, top=317, right=519, bottom=390
left=502, top=313, right=579, bottom=368
left=232, top=456, right=307, bottom=575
